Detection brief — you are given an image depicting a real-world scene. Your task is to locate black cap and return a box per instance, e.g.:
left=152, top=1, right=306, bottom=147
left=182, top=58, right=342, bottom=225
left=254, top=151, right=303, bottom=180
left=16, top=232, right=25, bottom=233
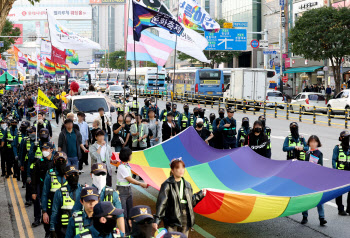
left=80, top=187, right=99, bottom=202
left=242, top=117, right=249, bottom=123
left=164, top=232, right=187, bottom=238
left=65, top=165, right=79, bottom=175
left=340, top=131, right=350, bottom=138
left=20, top=121, right=30, bottom=128
left=199, top=108, right=205, bottom=112
left=93, top=201, right=124, bottom=218
left=166, top=102, right=171, bottom=107
left=42, top=142, right=54, bottom=149
left=10, top=119, right=18, bottom=124
left=183, top=103, right=189, bottom=108
left=172, top=104, right=177, bottom=109
left=290, top=122, right=298, bottom=128
left=91, top=163, right=107, bottom=175
left=227, top=107, right=235, bottom=113
left=193, top=107, right=199, bottom=112
left=39, top=128, right=50, bottom=139
left=27, top=126, right=36, bottom=134
left=129, top=205, right=153, bottom=223
left=53, top=151, right=68, bottom=161
left=219, top=108, right=225, bottom=113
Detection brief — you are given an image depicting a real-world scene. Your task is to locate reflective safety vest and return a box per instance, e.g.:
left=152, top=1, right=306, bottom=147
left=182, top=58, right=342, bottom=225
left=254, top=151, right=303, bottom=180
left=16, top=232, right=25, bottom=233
left=80, top=228, right=121, bottom=238
left=208, top=122, right=213, bottom=132
left=6, top=129, right=15, bottom=148
left=238, top=128, right=249, bottom=147
left=104, top=187, right=114, bottom=203
left=18, top=132, right=23, bottom=145
left=34, top=145, right=43, bottom=159
left=174, top=112, right=179, bottom=122
left=181, top=114, right=188, bottom=130
left=24, top=139, right=31, bottom=162
left=73, top=211, right=90, bottom=235
left=162, top=111, right=168, bottom=122
left=34, top=122, right=47, bottom=128
left=48, top=169, right=68, bottom=210
left=116, top=163, right=131, bottom=186
left=142, top=107, right=147, bottom=118
left=0, top=129, right=3, bottom=140
left=266, top=127, right=271, bottom=149
left=189, top=114, right=195, bottom=126
left=132, top=124, right=146, bottom=144
left=60, top=186, right=75, bottom=226
left=287, top=135, right=306, bottom=160
left=337, top=145, right=350, bottom=170
left=223, top=118, right=236, bottom=137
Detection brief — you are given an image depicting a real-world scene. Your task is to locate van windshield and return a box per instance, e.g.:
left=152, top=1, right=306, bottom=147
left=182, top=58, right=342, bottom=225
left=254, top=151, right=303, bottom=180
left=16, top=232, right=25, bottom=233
left=73, top=98, right=108, bottom=113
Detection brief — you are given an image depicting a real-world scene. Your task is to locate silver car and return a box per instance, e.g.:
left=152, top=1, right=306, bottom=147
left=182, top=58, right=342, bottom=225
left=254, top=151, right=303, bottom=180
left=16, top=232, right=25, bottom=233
left=290, top=92, right=327, bottom=113
left=106, top=85, right=127, bottom=99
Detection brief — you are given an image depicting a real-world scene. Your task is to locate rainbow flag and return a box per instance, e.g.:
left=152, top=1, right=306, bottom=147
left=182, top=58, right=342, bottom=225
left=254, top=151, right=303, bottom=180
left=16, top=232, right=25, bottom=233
left=55, top=63, right=65, bottom=75
left=66, top=49, right=79, bottom=65
left=111, top=127, right=350, bottom=224
left=63, top=64, right=71, bottom=77
left=45, top=58, right=55, bottom=68
left=44, top=65, right=55, bottom=78
left=28, top=58, right=37, bottom=70
left=39, top=63, right=45, bottom=75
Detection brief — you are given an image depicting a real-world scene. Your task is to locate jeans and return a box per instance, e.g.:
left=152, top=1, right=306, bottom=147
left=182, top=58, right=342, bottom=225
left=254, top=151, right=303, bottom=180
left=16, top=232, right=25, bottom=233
left=223, top=137, right=237, bottom=149
left=150, top=138, right=160, bottom=147
left=302, top=204, right=325, bottom=219
left=115, top=146, right=122, bottom=152
left=166, top=209, right=190, bottom=237
left=48, top=107, right=54, bottom=121
left=116, top=186, right=133, bottom=235
left=67, top=157, right=79, bottom=167
left=104, top=133, right=108, bottom=144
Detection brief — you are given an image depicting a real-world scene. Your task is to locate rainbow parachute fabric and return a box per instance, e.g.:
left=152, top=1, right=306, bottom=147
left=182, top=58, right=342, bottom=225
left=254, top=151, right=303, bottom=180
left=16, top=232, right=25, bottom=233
left=112, top=127, right=350, bottom=223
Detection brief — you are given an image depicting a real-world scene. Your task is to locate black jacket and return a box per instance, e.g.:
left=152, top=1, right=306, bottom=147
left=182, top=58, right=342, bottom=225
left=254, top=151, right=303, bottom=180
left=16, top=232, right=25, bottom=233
left=154, top=176, right=204, bottom=228
left=162, top=121, right=179, bottom=141
left=244, top=132, right=268, bottom=157
left=31, top=155, right=54, bottom=194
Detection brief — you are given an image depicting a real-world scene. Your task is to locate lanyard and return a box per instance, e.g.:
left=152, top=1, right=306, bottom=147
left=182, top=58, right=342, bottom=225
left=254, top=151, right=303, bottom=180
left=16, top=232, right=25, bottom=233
left=179, top=178, right=187, bottom=204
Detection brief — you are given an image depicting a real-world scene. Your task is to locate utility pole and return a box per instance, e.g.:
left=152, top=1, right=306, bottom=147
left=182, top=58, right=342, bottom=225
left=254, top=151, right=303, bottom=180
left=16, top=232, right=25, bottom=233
left=280, top=2, right=285, bottom=94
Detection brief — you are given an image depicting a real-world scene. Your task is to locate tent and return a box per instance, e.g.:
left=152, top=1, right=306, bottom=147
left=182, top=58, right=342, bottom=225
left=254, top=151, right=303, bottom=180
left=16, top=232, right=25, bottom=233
left=112, top=127, right=350, bottom=224
left=0, top=71, right=21, bottom=85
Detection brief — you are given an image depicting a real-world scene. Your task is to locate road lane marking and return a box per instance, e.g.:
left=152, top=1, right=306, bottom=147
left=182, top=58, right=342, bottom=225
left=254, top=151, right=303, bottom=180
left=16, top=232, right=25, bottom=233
left=271, top=136, right=285, bottom=140
left=325, top=201, right=337, bottom=208
left=131, top=184, right=216, bottom=238
left=7, top=178, right=26, bottom=238
left=12, top=178, right=35, bottom=238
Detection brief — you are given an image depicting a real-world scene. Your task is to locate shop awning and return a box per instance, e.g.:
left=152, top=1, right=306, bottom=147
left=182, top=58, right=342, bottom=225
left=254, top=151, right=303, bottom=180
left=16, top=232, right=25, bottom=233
left=284, top=66, right=323, bottom=74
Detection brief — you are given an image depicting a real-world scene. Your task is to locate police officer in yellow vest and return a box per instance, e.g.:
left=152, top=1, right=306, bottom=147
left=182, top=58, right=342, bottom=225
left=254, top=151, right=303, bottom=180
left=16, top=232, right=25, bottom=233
left=65, top=186, right=100, bottom=238
left=171, top=104, right=180, bottom=124
left=50, top=165, right=82, bottom=238
left=42, top=152, right=68, bottom=238
left=14, top=121, right=30, bottom=187
left=178, top=104, right=190, bottom=131
left=71, top=163, right=125, bottom=235
left=140, top=98, right=150, bottom=119
left=0, top=119, right=7, bottom=177
left=160, top=102, right=171, bottom=122
left=259, top=116, right=272, bottom=159
left=189, top=107, right=199, bottom=127
left=237, top=117, right=251, bottom=147
left=282, top=122, right=308, bottom=160
left=332, top=131, right=350, bottom=216
left=1, top=119, right=18, bottom=178
left=219, top=108, right=237, bottom=149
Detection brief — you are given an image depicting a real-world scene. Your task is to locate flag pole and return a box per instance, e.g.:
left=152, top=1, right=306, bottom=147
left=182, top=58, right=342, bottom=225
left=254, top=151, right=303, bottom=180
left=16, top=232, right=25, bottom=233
left=132, top=1, right=138, bottom=134
left=156, top=67, right=158, bottom=108
left=46, top=9, right=55, bottom=82
left=123, top=0, right=131, bottom=119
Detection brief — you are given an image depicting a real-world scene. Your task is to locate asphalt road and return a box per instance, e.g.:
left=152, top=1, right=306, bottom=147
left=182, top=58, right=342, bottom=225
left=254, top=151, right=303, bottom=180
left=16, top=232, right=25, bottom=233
left=2, top=95, right=350, bottom=238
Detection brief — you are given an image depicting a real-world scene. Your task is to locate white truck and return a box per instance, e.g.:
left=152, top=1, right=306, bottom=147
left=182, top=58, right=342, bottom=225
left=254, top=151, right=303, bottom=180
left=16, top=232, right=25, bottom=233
left=223, top=68, right=270, bottom=111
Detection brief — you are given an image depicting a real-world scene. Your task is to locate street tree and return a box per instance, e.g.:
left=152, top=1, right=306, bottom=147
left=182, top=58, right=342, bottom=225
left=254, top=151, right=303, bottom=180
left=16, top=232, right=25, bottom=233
left=289, top=7, right=350, bottom=93
left=177, top=19, right=241, bottom=68
left=0, top=0, right=40, bottom=33
left=100, top=50, right=131, bottom=70
left=0, top=20, right=20, bottom=54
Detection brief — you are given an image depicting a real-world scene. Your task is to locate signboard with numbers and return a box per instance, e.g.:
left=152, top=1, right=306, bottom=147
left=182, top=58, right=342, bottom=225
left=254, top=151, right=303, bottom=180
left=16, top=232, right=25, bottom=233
left=205, top=29, right=247, bottom=51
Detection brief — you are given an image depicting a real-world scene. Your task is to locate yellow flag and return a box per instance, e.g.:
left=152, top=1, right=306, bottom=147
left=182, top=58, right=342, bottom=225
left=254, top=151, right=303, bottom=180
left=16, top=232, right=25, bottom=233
left=37, top=89, right=58, bottom=109
left=0, top=89, right=3, bottom=95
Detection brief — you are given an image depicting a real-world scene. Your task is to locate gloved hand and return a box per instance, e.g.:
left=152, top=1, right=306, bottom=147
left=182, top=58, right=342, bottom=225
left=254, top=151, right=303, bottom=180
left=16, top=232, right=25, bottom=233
left=50, top=231, right=57, bottom=238
left=26, top=177, right=31, bottom=184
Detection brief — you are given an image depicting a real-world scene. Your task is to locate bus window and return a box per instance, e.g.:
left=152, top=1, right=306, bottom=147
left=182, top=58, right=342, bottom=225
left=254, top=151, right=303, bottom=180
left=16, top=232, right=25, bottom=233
left=198, top=71, right=221, bottom=85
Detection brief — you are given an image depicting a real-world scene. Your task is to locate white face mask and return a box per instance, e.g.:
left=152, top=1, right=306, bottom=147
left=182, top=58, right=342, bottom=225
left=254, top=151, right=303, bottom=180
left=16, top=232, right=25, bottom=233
left=1, top=124, right=7, bottom=130
left=42, top=151, right=51, bottom=158
left=92, top=174, right=106, bottom=193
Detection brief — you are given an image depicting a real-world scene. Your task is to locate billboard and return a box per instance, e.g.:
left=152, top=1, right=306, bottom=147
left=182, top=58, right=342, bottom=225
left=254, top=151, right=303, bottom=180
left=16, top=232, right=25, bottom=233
left=13, top=24, right=23, bottom=45
left=8, top=7, right=92, bottom=20
left=90, top=0, right=126, bottom=4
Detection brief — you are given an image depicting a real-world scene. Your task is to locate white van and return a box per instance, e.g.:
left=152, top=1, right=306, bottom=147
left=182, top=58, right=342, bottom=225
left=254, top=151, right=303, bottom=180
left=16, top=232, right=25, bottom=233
left=66, top=95, right=115, bottom=127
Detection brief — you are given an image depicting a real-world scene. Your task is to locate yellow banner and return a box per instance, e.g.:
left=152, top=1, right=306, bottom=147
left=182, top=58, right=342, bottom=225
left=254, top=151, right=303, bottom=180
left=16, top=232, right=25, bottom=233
left=37, top=89, right=57, bottom=109
left=0, top=89, right=3, bottom=95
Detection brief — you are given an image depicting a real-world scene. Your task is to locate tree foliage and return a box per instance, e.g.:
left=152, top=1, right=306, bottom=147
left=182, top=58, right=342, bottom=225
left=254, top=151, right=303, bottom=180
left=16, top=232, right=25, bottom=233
left=289, top=7, right=350, bottom=93
left=100, top=50, right=131, bottom=70
left=177, top=18, right=241, bottom=68
left=0, top=20, right=20, bottom=54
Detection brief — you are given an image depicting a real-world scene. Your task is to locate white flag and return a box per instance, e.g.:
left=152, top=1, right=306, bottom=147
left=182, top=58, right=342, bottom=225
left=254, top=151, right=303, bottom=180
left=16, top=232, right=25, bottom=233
left=157, top=26, right=210, bottom=63
left=47, top=11, right=100, bottom=50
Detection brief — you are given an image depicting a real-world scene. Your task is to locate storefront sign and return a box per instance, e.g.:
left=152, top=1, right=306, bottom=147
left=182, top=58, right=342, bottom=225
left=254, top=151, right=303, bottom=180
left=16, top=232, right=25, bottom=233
left=293, top=0, right=324, bottom=14
left=8, top=7, right=92, bottom=20
left=285, top=58, right=291, bottom=68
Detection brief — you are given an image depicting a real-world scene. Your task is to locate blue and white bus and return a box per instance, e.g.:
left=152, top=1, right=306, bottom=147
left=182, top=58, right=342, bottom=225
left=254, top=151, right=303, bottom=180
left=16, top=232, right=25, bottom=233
left=169, top=68, right=224, bottom=100
left=129, top=67, right=167, bottom=95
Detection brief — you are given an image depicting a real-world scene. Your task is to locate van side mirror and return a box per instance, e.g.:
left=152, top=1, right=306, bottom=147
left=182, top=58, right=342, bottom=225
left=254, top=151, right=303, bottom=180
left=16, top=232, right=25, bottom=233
left=110, top=106, right=115, bottom=113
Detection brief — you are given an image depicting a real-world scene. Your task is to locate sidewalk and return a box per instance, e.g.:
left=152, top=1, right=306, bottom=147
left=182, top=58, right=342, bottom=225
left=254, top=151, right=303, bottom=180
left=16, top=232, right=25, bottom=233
left=0, top=177, right=15, bottom=238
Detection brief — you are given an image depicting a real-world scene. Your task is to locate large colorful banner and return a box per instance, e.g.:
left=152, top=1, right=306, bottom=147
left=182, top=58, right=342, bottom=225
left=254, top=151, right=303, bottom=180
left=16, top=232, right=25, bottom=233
left=178, top=0, right=220, bottom=32
left=47, top=11, right=101, bottom=50
left=40, top=39, right=51, bottom=61
left=52, top=46, right=66, bottom=64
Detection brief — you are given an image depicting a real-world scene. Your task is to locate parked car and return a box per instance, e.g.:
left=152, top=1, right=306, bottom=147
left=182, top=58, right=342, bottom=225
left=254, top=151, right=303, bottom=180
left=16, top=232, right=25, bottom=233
left=106, top=85, right=127, bottom=99
left=327, top=89, right=350, bottom=114
left=265, top=89, right=285, bottom=109
left=96, top=81, right=108, bottom=92
left=290, top=92, right=327, bottom=113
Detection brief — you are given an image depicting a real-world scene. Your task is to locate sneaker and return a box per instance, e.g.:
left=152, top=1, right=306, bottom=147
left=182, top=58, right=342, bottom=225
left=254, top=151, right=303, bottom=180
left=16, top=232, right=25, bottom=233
left=13, top=175, right=17, bottom=178
left=79, top=170, right=84, bottom=174
left=25, top=201, right=32, bottom=207
left=301, top=217, right=308, bottom=225
left=5, top=175, right=9, bottom=178
left=339, top=211, right=347, bottom=216
left=1, top=174, right=5, bottom=177
left=31, top=219, right=41, bottom=227
left=44, top=232, right=51, bottom=238
left=319, top=218, right=327, bottom=226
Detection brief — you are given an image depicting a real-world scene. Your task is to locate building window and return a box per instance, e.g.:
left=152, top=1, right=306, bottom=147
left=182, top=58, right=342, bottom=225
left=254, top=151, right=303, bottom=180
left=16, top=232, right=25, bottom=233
left=108, top=6, right=115, bottom=52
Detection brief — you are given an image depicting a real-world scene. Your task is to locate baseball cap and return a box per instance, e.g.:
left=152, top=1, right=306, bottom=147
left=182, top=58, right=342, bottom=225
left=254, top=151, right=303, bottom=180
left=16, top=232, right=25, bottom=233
left=10, top=119, right=18, bottom=124
left=196, top=118, right=203, bottom=124
left=27, top=126, right=36, bottom=134
left=54, top=151, right=68, bottom=161
left=91, top=163, right=107, bottom=175
left=219, top=108, right=225, bottom=113
left=93, top=201, right=124, bottom=218
left=65, top=165, right=79, bottom=175
left=227, top=107, right=235, bottom=113
left=340, top=131, right=350, bottom=138
left=183, top=103, right=189, bottom=108
left=164, top=232, right=187, bottom=238
left=172, top=104, right=177, bottom=109
left=80, top=187, right=99, bottom=202
left=129, top=205, right=153, bottom=223
left=42, top=142, right=54, bottom=149
left=39, top=128, right=50, bottom=139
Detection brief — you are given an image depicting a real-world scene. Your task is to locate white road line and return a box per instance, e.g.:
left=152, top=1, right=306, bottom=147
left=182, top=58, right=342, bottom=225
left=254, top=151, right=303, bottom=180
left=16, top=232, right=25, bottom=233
left=271, top=136, right=285, bottom=140
left=326, top=201, right=338, bottom=208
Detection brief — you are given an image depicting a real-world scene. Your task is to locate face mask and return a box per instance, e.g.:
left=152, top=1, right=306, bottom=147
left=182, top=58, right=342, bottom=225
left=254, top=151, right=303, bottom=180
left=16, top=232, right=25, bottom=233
left=260, top=119, right=266, bottom=127
left=342, top=137, right=350, bottom=148
left=20, top=128, right=26, bottom=134
left=291, top=127, right=299, bottom=138
left=92, top=174, right=107, bottom=193
left=130, top=221, right=153, bottom=238
left=166, top=106, right=171, bottom=111
left=145, top=102, right=150, bottom=107
left=194, top=112, right=199, bottom=117
left=1, top=124, right=7, bottom=130
left=219, top=113, right=225, bottom=119
left=66, top=175, right=79, bottom=189
left=93, top=217, right=117, bottom=236
left=254, top=128, right=262, bottom=133
left=184, top=108, right=189, bottom=113
left=210, top=116, right=215, bottom=123
left=29, top=134, right=36, bottom=140
left=242, top=121, right=249, bottom=128
left=42, top=151, right=51, bottom=158
left=197, top=123, right=203, bottom=128
left=55, top=161, right=66, bottom=175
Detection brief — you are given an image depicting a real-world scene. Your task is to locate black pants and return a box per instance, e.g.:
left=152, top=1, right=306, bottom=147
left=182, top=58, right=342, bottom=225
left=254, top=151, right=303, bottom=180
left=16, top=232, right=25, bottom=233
left=24, top=164, right=32, bottom=202
left=79, top=147, right=89, bottom=170
left=13, top=156, right=20, bottom=180
left=107, top=172, right=112, bottom=187
left=4, top=147, right=14, bottom=175
left=116, top=186, right=133, bottom=235
left=43, top=209, right=52, bottom=234
left=266, top=149, right=272, bottom=159
left=0, top=149, right=5, bottom=175
left=223, top=137, right=237, bottom=149
left=166, top=209, right=191, bottom=237
left=33, top=185, right=41, bottom=221
left=55, top=110, right=61, bottom=124
left=336, top=192, right=350, bottom=212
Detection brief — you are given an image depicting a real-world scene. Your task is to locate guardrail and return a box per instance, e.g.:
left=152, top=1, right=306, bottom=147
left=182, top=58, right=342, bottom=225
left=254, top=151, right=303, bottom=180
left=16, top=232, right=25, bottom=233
left=129, top=89, right=350, bottom=128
